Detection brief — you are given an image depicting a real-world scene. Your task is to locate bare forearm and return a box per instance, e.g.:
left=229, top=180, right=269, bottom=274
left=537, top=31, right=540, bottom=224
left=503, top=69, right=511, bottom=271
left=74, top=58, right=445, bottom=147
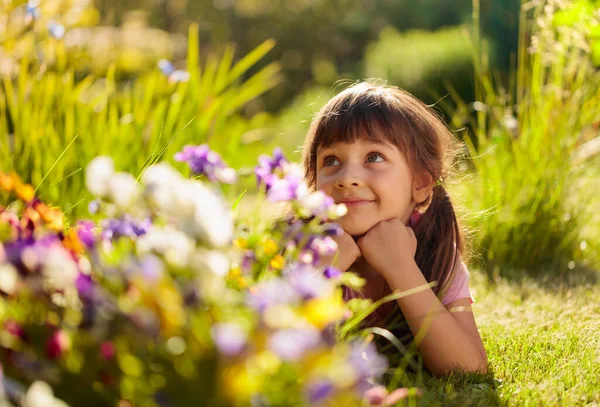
left=384, top=263, right=487, bottom=376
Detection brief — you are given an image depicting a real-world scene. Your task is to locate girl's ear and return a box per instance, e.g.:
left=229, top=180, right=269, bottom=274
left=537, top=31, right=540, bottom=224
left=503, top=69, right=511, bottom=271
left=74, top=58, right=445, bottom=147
left=412, top=171, right=434, bottom=205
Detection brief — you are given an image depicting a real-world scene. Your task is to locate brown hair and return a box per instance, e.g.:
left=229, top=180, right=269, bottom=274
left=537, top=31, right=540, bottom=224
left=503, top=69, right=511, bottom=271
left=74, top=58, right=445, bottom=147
left=302, top=81, right=464, bottom=297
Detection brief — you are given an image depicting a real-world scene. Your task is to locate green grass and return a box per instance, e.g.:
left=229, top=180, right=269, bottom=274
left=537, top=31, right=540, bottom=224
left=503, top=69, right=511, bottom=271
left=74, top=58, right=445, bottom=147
left=402, top=271, right=600, bottom=406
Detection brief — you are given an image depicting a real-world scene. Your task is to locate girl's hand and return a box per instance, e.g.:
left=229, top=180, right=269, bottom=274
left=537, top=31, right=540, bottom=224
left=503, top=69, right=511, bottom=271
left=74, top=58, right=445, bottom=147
left=356, top=218, right=417, bottom=278
left=321, top=230, right=361, bottom=272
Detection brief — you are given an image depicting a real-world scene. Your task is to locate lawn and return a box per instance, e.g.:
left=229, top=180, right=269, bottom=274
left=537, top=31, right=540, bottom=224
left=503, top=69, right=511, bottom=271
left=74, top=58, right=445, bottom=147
left=410, top=271, right=600, bottom=406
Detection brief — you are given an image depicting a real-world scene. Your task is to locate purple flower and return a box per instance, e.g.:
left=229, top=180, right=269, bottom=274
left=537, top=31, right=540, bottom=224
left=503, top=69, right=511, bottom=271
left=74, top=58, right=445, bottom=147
left=348, top=341, right=388, bottom=380
left=247, top=278, right=299, bottom=312
left=158, top=59, right=175, bottom=76
left=322, top=222, right=343, bottom=237
left=77, top=220, right=96, bottom=249
left=286, top=263, right=334, bottom=300
left=267, top=173, right=308, bottom=203
left=138, top=254, right=164, bottom=283
left=174, top=144, right=236, bottom=183
left=211, top=323, right=247, bottom=356
left=323, top=266, right=342, bottom=279
left=158, top=60, right=191, bottom=84
left=255, top=148, right=287, bottom=191
left=75, top=272, right=93, bottom=299
left=101, top=216, right=150, bottom=241
left=310, top=236, right=337, bottom=257
left=306, top=380, right=334, bottom=404
left=268, top=328, right=321, bottom=361
left=300, top=191, right=338, bottom=219
left=88, top=199, right=100, bottom=214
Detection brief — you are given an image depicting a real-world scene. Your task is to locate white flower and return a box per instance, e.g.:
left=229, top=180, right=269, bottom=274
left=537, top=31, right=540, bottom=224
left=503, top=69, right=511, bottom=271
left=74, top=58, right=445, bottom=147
left=22, top=381, right=69, bottom=407
left=43, top=246, right=79, bottom=290
left=106, top=172, right=141, bottom=210
left=0, top=264, right=18, bottom=295
left=141, top=163, right=233, bottom=248
left=136, top=226, right=195, bottom=268
left=85, top=156, right=115, bottom=197
left=190, top=249, right=229, bottom=276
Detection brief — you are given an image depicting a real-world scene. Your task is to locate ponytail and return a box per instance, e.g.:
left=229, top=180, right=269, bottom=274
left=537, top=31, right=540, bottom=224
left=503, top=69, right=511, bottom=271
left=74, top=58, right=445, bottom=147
left=413, top=185, right=462, bottom=298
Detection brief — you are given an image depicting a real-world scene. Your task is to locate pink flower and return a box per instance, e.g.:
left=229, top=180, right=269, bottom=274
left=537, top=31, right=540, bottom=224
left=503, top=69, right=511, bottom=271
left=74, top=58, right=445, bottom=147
left=46, top=330, right=71, bottom=360
left=100, top=341, right=116, bottom=361
left=364, top=385, right=423, bottom=406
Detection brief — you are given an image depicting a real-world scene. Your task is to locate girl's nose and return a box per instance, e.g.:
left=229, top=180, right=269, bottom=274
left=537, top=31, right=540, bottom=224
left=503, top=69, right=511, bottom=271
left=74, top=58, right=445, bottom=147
left=335, top=166, right=364, bottom=189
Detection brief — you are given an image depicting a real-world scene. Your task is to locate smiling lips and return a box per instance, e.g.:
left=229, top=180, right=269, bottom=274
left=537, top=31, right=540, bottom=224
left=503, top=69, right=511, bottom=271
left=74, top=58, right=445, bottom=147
left=336, top=197, right=375, bottom=208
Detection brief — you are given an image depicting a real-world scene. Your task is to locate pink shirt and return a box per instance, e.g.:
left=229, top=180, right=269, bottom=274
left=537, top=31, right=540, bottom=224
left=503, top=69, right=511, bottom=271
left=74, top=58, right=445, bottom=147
left=343, top=263, right=474, bottom=323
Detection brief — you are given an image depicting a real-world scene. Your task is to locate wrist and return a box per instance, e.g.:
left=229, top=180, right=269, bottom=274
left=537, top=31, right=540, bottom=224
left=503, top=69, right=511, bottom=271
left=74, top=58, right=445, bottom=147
left=382, top=258, right=422, bottom=289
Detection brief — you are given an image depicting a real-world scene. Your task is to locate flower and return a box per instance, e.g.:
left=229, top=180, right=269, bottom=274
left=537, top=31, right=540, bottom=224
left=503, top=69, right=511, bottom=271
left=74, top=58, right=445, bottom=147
left=175, top=144, right=237, bottom=184
left=286, top=263, right=335, bottom=300
left=86, top=156, right=115, bottom=197
left=158, top=59, right=191, bottom=83
left=0, top=264, right=18, bottom=295
left=323, top=266, right=342, bottom=279
left=46, top=330, right=71, bottom=360
left=101, top=216, right=150, bottom=241
left=299, top=191, right=347, bottom=220
left=348, top=341, right=388, bottom=380
left=106, top=172, right=141, bottom=210
left=268, top=327, right=321, bottom=361
left=48, top=21, right=65, bottom=39
left=22, top=381, right=69, bottom=407
left=255, top=148, right=287, bottom=191
left=211, top=322, right=248, bottom=356
left=306, top=380, right=335, bottom=404
left=100, top=341, right=116, bottom=361
left=142, top=163, right=233, bottom=248
left=136, top=226, right=195, bottom=268
left=76, top=221, right=96, bottom=249
left=247, top=278, right=300, bottom=312
left=75, top=272, right=94, bottom=299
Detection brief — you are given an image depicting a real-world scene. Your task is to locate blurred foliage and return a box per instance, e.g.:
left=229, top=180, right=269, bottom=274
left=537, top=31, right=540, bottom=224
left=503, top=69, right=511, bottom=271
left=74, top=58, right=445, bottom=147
left=364, top=25, right=475, bottom=105
left=449, top=0, right=600, bottom=277
left=0, top=13, right=282, bottom=218
left=93, top=0, right=475, bottom=111
left=0, top=0, right=187, bottom=78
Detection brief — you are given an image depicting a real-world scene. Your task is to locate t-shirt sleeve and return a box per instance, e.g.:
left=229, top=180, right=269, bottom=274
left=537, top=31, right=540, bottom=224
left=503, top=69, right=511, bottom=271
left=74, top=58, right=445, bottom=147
left=441, top=262, right=474, bottom=306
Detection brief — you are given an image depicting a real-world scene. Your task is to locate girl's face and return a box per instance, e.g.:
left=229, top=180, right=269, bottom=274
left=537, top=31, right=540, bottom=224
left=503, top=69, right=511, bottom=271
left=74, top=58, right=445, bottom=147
left=316, top=139, right=417, bottom=237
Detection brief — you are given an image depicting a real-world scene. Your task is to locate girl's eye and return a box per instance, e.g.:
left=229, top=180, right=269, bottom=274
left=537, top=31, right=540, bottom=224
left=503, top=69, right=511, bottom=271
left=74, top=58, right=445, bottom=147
left=366, top=153, right=384, bottom=163
left=323, top=156, right=340, bottom=167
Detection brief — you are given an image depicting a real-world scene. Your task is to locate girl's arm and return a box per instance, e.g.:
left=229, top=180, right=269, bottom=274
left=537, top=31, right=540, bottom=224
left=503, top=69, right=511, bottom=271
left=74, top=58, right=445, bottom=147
left=385, top=265, right=488, bottom=376
left=356, top=218, right=487, bottom=376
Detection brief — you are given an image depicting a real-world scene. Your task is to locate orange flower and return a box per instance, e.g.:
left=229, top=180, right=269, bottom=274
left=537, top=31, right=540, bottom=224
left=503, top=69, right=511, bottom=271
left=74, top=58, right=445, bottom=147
left=63, top=228, right=84, bottom=256
left=34, top=202, right=64, bottom=232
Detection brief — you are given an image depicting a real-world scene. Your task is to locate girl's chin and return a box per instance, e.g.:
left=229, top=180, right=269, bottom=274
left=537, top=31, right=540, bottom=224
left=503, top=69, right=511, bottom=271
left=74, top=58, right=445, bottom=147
left=339, top=219, right=378, bottom=238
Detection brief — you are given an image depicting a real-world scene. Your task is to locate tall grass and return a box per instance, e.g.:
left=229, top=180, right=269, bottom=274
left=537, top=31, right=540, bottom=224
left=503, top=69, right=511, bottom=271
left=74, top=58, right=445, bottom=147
left=447, top=0, right=600, bottom=277
left=0, top=23, right=281, bottom=216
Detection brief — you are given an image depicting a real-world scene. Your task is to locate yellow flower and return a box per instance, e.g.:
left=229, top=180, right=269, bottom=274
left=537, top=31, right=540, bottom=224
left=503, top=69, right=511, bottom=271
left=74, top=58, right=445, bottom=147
left=233, top=238, right=248, bottom=249
left=269, top=254, right=285, bottom=270
left=221, top=364, right=262, bottom=402
left=259, top=237, right=278, bottom=257
left=302, top=296, right=346, bottom=330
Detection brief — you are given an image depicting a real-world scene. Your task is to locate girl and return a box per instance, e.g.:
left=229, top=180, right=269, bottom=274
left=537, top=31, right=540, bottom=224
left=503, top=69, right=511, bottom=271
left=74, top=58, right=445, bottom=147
left=303, top=81, right=488, bottom=376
